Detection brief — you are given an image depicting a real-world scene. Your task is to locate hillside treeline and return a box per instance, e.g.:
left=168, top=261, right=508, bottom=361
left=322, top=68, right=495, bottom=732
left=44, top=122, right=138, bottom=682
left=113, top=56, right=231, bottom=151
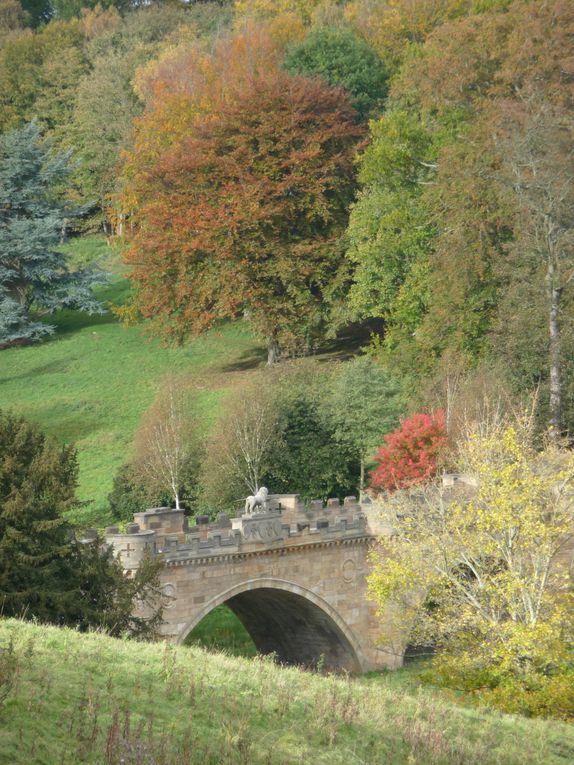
left=1, top=0, right=572, bottom=434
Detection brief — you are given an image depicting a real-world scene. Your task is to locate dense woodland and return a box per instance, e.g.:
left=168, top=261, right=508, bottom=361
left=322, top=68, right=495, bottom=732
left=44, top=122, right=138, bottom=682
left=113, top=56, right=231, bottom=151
left=1, top=0, right=573, bottom=724
left=1, top=0, right=573, bottom=432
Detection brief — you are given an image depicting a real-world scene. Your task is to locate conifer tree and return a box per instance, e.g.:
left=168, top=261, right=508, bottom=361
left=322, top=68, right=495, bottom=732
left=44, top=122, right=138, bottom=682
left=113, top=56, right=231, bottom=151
left=0, top=121, right=103, bottom=347
left=0, top=411, right=163, bottom=636
left=0, top=411, right=78, bottom=620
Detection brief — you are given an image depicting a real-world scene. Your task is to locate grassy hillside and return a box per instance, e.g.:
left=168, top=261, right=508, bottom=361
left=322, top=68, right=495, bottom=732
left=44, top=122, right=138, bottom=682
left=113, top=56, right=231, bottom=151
left=0, top=240, right=266, bottom=524
left=0, top=619, right=572, bottom=765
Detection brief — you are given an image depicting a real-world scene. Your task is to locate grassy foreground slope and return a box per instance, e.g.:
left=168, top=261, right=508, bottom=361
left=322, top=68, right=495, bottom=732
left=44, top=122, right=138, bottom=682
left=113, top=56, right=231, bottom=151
left=0, top=269, right=265, bottom=524
left=0, top=620, right=573, bottom=765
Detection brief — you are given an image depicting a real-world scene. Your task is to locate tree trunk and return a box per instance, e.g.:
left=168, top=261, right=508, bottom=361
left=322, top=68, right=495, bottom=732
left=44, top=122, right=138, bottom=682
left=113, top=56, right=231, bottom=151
left=359, top=457, right=365, bottom=493
left=267, top=335, right=280, bottom=365
left=547, top=262, right=562, bottom=440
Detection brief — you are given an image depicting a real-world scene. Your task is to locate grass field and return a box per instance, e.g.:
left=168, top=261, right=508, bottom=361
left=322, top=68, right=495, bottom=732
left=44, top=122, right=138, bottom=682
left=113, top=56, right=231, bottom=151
left=1, top=618, right=573, bottom=765
left=1, top=239, right=267, bottom=525
left=186, top=605, right=257, bottom=658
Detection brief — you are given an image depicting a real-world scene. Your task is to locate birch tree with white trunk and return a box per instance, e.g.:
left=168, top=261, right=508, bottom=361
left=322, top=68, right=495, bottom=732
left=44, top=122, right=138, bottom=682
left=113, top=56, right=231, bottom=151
left=133, top=379, right=202, bottom=510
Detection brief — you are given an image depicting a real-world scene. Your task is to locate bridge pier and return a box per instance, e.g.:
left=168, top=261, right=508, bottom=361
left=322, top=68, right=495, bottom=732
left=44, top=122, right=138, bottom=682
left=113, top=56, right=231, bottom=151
left=105, top=494, right=405, bottom=673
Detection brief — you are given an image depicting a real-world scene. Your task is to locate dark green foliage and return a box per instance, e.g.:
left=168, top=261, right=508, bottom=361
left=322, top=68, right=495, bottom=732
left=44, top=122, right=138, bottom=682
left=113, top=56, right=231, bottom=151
left=0, top=411, right=162, bottom=637
left=265, top=396, right=360, bottom=502
left=69, top=541, right=164, bottom=639
left=284, top=26, right=389, bottom=120
left=20, top=0, right=51, bottom=26
left=0, top=122, right=104, bottom=345
left=0, top=410, right=78, bottom=621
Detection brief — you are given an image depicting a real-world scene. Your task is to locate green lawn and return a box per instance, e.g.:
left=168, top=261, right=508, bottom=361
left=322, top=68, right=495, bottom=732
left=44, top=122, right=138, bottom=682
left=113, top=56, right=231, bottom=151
left=1, top=259, right=266, bottom=525
left=1, top=618, right=572, bottom=765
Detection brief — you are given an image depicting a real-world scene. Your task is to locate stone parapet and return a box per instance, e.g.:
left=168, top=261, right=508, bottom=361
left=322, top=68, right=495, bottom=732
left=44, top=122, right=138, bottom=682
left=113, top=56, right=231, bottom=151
left=104, top=494, right=386, bottom=568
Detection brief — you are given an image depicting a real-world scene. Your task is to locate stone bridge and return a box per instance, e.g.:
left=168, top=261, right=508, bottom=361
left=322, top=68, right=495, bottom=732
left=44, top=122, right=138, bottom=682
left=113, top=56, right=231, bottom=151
left=104, top=494, right=402, bottom=673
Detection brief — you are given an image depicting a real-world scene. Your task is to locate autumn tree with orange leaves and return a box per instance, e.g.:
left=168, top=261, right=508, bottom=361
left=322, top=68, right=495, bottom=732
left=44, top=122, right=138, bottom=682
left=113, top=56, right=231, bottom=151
left=123, top=63, right=363, bottom=363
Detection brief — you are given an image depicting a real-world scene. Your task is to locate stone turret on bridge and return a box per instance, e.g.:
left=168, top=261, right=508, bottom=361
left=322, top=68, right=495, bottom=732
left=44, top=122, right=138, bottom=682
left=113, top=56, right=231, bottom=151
left=104, top=494, right=400, bottom=673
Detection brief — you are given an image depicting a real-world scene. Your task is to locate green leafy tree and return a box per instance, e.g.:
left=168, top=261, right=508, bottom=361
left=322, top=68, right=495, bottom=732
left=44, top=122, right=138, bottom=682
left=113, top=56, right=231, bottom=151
left=72, top=48, right=143, bottom=228
left=69, top=540, right=164, bottom=639
left=108, top=464, right=169, bottom=523
left=345, top=109, right=437, bottom=364
left=265, top=393, right=360, bottom=502
left=327, top=357, right=402, bottom=491
left=0, top=122, right=103, bottom=346
left=20, top=0, right=51, bottom=27
left=284, top=25, right=389, bottom=120
left=0, top=20, right=87, bottom=136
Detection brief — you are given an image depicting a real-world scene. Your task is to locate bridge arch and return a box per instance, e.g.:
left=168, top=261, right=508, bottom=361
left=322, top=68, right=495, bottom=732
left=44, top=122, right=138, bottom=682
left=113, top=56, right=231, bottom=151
left=177, top=578, right=367, bottom=673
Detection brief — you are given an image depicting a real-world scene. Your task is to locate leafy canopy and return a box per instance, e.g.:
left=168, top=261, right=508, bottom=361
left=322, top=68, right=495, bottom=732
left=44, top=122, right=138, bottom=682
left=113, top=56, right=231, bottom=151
left=370, top=409, right=447, bottom=492
left=284, top=25, right=389, bottom=120
left=123, top=65, right=363, bottom=357
left=326, top=356, right=403, bottom=488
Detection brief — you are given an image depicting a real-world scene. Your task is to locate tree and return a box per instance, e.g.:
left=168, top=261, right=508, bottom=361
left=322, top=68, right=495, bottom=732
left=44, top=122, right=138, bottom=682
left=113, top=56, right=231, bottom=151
left=0, top=19, right=87, bottom=136
left=0, top=410, right=163, bottom=636
left=108, top=463, right=170, bottom=522
left=71, top=4, right=203, bottom=228
left=284, top=25, right=389, bottom=120
left=123, top=67, right=363, bottom=363
left=200, top=364, right=363, bottom=511
left=327, top=356, right=402, bottom=491
left=0, top=122, right=103, bottom=346
left=0, top=0, right=26, bottom=45
left=0, top=411, right=78, bottom=621
left=499, top=103, right=574, bottom=438
left=344, top=109, right=437, bottom=366
left=369, top=409, right=447, bottom=493
left=368, top=413, right=574, bottom=717
left=69, top=540, right=164, bottom=639
left=266, top=392, right=360, bottom=502
left=132, top=379, right=204, bottom=511
left=199, top=377, right=282, bottom=514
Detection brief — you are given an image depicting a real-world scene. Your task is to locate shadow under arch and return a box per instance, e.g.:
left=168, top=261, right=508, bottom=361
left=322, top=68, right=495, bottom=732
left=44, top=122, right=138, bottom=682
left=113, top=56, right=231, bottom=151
left=178, top=578, right=366, bottom=673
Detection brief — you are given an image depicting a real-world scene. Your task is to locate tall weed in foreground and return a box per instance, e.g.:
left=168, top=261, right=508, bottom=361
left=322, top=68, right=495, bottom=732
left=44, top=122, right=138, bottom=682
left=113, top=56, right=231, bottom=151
left=0, top=638, right=16, bottom=710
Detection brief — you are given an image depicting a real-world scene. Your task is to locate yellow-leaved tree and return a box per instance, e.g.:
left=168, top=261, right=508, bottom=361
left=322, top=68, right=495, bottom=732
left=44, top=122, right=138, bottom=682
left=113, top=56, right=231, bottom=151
left=368, top=411, right=574, bottom=718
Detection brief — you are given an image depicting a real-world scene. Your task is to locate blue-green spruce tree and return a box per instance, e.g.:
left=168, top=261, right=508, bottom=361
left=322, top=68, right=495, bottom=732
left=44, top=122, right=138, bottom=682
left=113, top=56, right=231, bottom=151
left=0, top=121, right=103, bottom=346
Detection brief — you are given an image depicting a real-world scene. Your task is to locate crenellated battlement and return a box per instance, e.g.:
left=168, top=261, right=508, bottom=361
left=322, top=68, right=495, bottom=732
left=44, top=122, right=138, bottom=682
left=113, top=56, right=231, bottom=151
left=101, top=493, right=384, bottom=569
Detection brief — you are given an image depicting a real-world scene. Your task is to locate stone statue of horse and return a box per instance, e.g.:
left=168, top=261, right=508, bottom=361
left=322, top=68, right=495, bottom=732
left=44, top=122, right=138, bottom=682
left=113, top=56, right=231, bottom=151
left=245, top=486, right=269, bottom=514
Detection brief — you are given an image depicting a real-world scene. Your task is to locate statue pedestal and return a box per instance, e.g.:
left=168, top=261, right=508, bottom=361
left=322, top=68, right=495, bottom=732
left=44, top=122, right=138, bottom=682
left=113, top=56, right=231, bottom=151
left=232, top=510, right=285, bottom=543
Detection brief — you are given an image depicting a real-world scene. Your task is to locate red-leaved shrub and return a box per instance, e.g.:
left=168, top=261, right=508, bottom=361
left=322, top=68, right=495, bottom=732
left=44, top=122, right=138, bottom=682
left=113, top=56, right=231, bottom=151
left=370, top=410, right=447, bottom=493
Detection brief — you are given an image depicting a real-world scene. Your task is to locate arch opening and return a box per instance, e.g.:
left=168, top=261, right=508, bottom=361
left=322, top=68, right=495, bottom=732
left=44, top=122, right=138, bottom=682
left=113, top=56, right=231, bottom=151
left=180, top=581, right=364, bottom=673
left=185, top=604, right=257, bottom=658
